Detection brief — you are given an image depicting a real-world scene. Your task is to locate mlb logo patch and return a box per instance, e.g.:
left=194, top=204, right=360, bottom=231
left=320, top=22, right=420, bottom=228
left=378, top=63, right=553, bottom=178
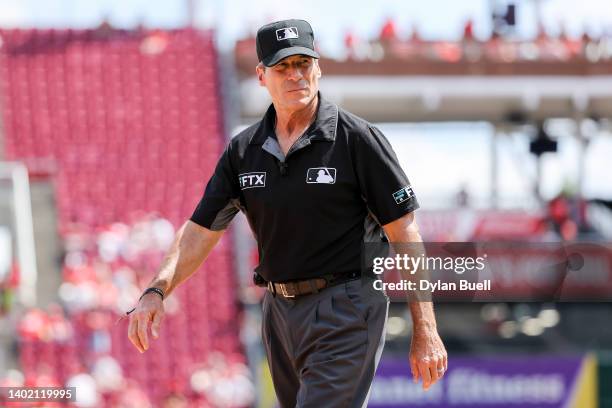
left=239, top=172, right=266, bottom=189
left=392, top=186, right=415, bottom=204
left=306, top=168, right=336, bottom=184
left=276, top=27, right=299, bottom=41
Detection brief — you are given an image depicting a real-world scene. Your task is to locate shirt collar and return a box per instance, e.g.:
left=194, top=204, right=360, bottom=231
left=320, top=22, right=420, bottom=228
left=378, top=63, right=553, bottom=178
left=249, top=92, right=338, bottom=145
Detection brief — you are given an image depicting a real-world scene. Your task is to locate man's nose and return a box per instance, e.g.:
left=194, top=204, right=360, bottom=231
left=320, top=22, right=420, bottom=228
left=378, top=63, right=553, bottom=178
left=286, top=65, right=303, bottom=80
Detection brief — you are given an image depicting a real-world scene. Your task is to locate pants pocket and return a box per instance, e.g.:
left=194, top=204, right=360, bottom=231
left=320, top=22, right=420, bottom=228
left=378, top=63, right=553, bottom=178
left=341, top=280, right=369, bottom=326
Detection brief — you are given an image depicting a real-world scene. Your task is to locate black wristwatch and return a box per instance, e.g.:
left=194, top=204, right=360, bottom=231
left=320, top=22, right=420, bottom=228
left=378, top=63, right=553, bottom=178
left=139, top=287, right=165, bottom=301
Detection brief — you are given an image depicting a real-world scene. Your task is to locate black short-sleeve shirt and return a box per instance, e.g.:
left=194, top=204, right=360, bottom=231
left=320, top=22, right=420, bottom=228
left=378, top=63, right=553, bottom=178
left=190, top=93, right=419, bottom=282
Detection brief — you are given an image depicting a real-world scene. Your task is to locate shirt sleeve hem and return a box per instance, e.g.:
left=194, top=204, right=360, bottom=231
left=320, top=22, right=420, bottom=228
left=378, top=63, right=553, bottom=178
left=378, top=199, right=420, bottom=226
left=189, top=215, right=211, bottom=229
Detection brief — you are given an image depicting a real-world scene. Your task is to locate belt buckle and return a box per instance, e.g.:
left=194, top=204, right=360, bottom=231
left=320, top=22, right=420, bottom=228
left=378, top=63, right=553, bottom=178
left=279, top=283, right=295, bottom=298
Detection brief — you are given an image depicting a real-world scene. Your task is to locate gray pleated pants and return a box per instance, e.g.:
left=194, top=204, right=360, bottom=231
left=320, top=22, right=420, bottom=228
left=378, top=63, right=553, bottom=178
left=262, top=277, right=389, bottom=408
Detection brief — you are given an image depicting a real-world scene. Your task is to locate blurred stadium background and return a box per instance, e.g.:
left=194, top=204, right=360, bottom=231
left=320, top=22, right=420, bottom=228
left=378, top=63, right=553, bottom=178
left=0, top=0, right=612, bottom=406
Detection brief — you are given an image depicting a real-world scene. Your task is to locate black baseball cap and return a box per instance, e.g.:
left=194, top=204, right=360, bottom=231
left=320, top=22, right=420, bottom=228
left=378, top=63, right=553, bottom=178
left=256, top=19, right=320, bottom=67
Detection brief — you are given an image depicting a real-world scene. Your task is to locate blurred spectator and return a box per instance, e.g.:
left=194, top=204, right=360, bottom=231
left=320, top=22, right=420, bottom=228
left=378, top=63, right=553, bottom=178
left=0, top=369, right=24, bottom=387
left=162, top=392, right=189, bottom=408
left=236, top=19, right=612, bottom=67
left=97, top=223, right=129, bottom=263
left=409, top=24, right=422, bottom=43
left=140, top=30, right=170, bottom=55
left=379, top=17, right=398, bottom=42
left=57, top=214, right=176, bottom=314
left=10, top=213, right=202, bottom=405
left=463, top=19, right=475, bottom=41
left=18, top=308, right=50, bottom=341
left=190, top=352, right=255, bottom=407
left=547, top=189, right=589, bottom=240
left=151, top=217, right=175, bottom=250
left=113, top=380, right=153, bottom=408
left=46, top=303, right=73, bottom=342
left=456, top=185, right=470, bottom=208
left=91, top=356, right=124, bottom=393
left=66, top=372, right=99, bottom=407
left=17, top=305, right=73, bottom=343
left=344, top=30, right=371, bottom=61
left=559, top=26, right=583, bottom=58
left=86, top=311, right=112, bottom=355
left=434, top=41, right=463, bottom=62
left=344, top=30, right=356, bottom=51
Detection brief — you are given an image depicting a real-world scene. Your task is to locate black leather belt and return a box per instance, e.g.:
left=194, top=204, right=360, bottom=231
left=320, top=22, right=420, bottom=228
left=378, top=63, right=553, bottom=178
left=264, top=271, right=361, bottom=298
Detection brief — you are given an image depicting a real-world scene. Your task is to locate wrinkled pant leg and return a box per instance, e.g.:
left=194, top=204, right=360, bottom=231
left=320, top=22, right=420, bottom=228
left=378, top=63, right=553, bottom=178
left=293, top=279, right=389, bottom=408
left=262, top=291, right=301, bottom=408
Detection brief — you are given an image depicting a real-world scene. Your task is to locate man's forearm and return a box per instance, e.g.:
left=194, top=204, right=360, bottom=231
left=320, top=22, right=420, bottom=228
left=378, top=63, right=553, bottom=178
left=147, top=220, right=224, bottom=297
left=401, top=237, right=438, bottom=329
left=384, top=211, right=447, bottom=389
left=383, top=213, right=438, bottom=328
left=409, top=298, right=437, bottom=330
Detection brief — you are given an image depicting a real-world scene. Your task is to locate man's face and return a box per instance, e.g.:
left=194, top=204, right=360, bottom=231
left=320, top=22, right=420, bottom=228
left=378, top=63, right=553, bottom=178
left=256, top=55, right=321, bottom=111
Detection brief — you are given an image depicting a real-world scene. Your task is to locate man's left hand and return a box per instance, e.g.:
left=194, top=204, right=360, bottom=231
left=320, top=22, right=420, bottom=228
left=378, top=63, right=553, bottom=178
left=409, top=323, right=447, bottom=390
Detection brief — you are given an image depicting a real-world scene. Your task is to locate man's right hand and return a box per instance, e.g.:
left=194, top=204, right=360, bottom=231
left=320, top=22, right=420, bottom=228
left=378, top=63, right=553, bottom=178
left=127, top=292, right=165, bottom=353
left=125, top=221, right=224, bottom=353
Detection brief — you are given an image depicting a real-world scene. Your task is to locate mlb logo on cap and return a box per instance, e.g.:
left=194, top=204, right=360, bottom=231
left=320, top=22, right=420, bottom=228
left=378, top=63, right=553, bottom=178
left=276, top=27, right=299, bottom=41
left=256, top=19, right=320, bottom=67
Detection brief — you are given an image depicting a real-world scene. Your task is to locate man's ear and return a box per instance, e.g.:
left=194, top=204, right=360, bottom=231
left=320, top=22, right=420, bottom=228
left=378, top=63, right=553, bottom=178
left=315, top=60, right=322, bottom=78
left=256, top=64, right=266, bottom=86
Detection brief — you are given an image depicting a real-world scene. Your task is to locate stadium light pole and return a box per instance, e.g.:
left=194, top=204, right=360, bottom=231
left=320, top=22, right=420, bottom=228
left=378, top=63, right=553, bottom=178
left=0, top=162, right=38, bottom=307
left=490, top=127, right=499, bottom=209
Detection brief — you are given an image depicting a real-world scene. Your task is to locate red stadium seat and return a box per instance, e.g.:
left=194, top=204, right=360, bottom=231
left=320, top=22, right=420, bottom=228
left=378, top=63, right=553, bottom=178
left=1, top=28, right=244, bottom=406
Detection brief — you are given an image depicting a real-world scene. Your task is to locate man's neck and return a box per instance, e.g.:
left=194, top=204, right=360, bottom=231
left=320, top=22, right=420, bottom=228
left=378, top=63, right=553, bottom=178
left=274, top=94, right=318, bottom=140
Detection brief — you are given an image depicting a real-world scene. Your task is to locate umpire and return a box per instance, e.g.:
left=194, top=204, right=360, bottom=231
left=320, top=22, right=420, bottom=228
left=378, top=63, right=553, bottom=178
left=128, top=19, right=447, bottom=407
